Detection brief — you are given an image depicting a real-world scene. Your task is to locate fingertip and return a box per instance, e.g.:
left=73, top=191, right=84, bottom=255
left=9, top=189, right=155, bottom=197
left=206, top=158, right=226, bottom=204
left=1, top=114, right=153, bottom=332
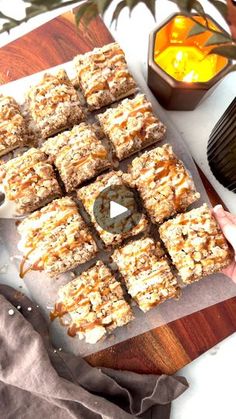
left=213, top=204, right=224, bottom=216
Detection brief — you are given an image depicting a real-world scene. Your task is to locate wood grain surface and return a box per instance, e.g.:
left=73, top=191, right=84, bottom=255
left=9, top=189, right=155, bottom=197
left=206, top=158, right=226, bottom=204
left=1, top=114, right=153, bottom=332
left=0, top=11, right=235, bottom=375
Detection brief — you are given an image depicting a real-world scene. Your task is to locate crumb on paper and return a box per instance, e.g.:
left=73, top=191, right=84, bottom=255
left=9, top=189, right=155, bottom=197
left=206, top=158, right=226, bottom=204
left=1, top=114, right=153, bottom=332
left=0, top=264, right=8, bottom=274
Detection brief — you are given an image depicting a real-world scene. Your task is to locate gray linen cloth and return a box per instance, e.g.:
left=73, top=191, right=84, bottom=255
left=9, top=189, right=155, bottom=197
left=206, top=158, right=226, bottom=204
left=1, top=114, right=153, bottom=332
left=0, top=285, right=188, bottom=418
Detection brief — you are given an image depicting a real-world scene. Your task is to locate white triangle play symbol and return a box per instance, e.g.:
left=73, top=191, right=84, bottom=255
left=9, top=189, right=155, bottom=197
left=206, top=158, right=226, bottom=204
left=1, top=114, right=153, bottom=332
left=110, top=201, right=128, bottom=219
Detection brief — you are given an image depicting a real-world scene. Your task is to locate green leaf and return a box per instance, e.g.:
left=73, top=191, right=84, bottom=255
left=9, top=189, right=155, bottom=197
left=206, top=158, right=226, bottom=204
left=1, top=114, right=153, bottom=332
left=97, top=0, right=113, bottom=15
left=175, top=0, right=194, bottom=11
left=191, top=0, right=205, bottom=15
left=75, top=1, right=99, bottom=26
left=210, top=44, right=236, bottom=59
left=25, top=4, right=47, bottom=18
left=204, top=32, right=231, bottom=46
left=0, top=12, right=18, bottom=23
left=111, top=0, right=127, bottom=26
left=23, top=0, right=62, bottom=4
left=207, top=0, right=227, bottom=21
left=0, top=20, right=18, bottom=34
left=142, top=0, right=156, bottom=18
left=126, top=0, right=155, bottom=17
left=188, top=22, right=207, bottom=37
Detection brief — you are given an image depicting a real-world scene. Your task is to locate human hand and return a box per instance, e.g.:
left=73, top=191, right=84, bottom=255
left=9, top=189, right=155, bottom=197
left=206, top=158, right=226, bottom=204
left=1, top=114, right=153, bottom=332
left=213, top=205, right=236, bottom=283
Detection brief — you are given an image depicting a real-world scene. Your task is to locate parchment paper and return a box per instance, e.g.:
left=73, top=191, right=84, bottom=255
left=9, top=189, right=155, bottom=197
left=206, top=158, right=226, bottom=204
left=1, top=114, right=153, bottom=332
left=0, top=58, right=236, bottom=357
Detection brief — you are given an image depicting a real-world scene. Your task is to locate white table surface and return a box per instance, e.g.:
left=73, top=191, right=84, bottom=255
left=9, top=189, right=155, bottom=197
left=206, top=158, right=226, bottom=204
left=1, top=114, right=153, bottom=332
left=0, top=1, right=236, bottom=418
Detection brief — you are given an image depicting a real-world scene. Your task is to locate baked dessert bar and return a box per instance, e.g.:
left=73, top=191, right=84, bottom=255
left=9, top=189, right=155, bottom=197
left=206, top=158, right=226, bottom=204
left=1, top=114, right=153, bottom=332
left=112, top=237, right=179, bottom=312
left=129, top=144, right=200, bottom=224
left=77, top=171, right=148, bottom=246
left=42, top=123, right=111, bottom=192
left=51, top=260, right=134, bottom=344
left=98, top=94, right=166, bottom=160
left=17, top=197, right=97, bottom=278
left=73, top=42, right=137, bottom=110
left=159, top=204, right=232, bottom=284
left=26, top=69, right=84, bottom=139
left=0, top=148, right=62, bottom=215
left=0, top=95, right=27, bottom=156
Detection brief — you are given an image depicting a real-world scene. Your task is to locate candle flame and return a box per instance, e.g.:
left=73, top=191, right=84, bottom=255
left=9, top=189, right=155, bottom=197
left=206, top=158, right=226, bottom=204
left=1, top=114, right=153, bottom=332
left=176, top=51, right=184, bottom=62
left=183, top=70, right=195, bottom=83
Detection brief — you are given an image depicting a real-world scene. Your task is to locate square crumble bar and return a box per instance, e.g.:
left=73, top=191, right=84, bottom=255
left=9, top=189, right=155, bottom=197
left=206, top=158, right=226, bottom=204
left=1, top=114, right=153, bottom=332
left=17, top=197, right=97, bottom=278
left=73, top=42, right=137, bottom=110
left=42, top=123, right=111, bottom=192
left=97, top=94, right=166, bottom=160
left=0, top=148, right=62, bottom=215
left=77, top=170, right=148, bottom=246
left=26, top=69, right=84, bottom=139
left=112, top=237, right=179, bottom=312
left=0, top=95, right=27, bottom=156
left=129, top=144, right=200, bottom=224
left=51, top=260, right=134, bottom=344
left=159, top=204, right=232, bottom=284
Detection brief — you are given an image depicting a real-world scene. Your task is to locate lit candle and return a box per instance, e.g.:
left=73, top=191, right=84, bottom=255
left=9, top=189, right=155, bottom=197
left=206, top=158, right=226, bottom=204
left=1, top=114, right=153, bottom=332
left=155, top=45, right=219, bottom=83
left=148, top=14, right=231, bottom=110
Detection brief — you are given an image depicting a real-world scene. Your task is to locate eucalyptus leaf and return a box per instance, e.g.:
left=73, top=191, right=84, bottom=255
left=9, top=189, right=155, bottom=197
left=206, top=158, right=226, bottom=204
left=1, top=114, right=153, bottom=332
left=126, top=0, right=155, bottom=17
left=176, top=0, right=194, bottom=11
left=25, top=4, right=47, bottom=17
left=75, top=1, right=99, bottom=26
left=210, top=44, right=236, bottom=59
left=142, top=0, right=156, bottom=18
left=111, top=0, right=127, bottom=26
left=205, top=31, right=231, bottom=46
left=97, top=0, right=113, bottom=15
left=191, top=0, right=205, bottom=15
left=0, top=20, right=18, bottom=34
left=207, top=0, right=227, bottom=20
left=188, top=22, right=207, bottom=37
left=127, top=0, right=137, bottom=11
left=24, top=0, right=63, bottom=4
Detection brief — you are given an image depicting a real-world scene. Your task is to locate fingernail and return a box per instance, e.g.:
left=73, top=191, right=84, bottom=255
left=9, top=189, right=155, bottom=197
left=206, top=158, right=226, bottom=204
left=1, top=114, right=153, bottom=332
left=213, top=204, right=224, bottom=215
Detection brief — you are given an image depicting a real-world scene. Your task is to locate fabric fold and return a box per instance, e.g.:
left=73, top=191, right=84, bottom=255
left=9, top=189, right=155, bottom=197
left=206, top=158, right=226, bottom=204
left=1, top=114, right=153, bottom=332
left=0, top=285, right=188, bottom=418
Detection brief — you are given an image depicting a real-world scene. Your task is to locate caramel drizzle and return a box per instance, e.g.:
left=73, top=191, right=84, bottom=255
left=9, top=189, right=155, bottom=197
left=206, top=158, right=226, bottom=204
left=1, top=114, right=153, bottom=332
left=50, top=270, right=118, bottom=337
left=107, top=101, right=155, bottom=145
left=80, top=47, right=130, bottom=94
left=19, top=248, right=42, bottom=279
left=139, top=158, right=191, bottom=210
left=20, top=204, right=91, bottom=277
left=5, top=159, right=49, bottom=200
left=67, top=150, right=108, bottom=170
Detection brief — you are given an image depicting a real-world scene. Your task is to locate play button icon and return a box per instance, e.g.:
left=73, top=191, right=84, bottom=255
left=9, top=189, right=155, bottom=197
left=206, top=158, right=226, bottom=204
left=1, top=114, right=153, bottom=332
left=93, top=184, right=142, bottom=235
left=110, top=201, right=129, bottom=219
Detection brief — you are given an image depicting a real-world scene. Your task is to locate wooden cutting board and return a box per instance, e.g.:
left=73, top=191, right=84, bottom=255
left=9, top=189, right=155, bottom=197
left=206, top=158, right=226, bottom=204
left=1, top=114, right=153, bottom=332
left=1, top=10, right=236, bottom=375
